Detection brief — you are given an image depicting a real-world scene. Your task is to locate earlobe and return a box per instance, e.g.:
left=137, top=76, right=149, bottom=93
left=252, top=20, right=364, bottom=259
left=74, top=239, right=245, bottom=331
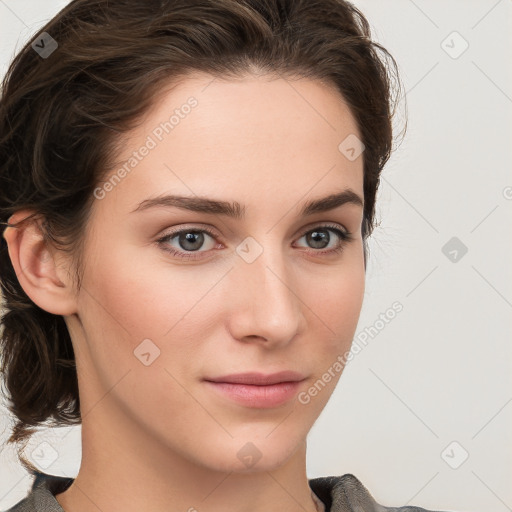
left=3, top=210, right=78, bottom=316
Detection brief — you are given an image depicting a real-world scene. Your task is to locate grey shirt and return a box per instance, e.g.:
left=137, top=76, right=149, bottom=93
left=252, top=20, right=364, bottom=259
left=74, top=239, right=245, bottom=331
left=4, top=471, right=450, bottom=512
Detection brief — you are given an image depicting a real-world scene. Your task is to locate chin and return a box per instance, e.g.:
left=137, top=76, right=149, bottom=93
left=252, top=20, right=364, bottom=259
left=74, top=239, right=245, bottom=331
left=199, top=432, right=305, bottom=474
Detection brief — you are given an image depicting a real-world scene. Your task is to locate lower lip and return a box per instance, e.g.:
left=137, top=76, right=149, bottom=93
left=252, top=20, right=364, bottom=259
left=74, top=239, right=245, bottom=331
left=204, top=380, right=303, bottom=408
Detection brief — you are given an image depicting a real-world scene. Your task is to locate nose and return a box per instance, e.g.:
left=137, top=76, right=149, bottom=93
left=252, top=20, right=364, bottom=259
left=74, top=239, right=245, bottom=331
left=225, top=241, right=306, bottom=348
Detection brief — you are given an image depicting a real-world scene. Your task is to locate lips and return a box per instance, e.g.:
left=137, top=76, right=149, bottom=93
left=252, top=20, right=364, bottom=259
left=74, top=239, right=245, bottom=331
left=203, top=371, right=307, bottom=408
left=204, top=370, right=306, bottom=386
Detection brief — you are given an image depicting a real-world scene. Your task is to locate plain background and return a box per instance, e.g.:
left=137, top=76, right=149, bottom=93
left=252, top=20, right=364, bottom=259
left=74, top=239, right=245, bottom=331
left=0, top=1, right=511, bottom=511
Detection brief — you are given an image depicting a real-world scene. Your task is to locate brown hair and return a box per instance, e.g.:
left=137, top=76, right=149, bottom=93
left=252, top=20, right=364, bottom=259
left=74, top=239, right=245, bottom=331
left=0, top=0, right=404, bottom=472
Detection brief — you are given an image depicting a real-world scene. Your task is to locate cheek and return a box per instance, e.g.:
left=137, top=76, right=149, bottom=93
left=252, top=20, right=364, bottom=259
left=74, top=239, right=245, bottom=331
left=304, top=254, right=365, bottom=338
left=81, top=238, right=210, bottom=339
left=76, top=241, right=234, bottom=405
left=75, top=244, right=214, bottom=427
left=294, top=264, right=365, bottom=413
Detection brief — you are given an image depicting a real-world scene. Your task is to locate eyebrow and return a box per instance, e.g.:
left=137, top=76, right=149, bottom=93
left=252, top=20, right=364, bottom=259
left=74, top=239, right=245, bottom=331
left=130, top=189, right=363, bottom=218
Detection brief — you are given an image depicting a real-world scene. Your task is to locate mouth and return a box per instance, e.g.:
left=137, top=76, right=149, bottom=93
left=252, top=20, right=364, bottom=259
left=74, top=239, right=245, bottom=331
left=204, top=371, right=306, bottom=386
left=203, top=371, right=307, bottom=408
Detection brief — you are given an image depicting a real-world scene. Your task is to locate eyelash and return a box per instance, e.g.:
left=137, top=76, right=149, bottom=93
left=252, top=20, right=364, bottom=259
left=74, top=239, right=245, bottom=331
left=156, top=223, right=353, bottom=261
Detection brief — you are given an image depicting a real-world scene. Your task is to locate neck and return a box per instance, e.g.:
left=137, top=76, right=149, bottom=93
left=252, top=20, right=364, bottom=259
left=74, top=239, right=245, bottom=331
left=55, top=399, right=323, bottom=512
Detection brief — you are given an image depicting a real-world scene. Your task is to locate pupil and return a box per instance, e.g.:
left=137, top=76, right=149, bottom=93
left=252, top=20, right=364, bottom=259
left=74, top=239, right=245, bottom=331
left=309, top=230, right=329, bottom=249
left=181, top=231, right=203, bottom=251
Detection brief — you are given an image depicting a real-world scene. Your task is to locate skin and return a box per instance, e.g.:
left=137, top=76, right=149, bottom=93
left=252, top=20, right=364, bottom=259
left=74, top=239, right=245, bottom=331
left=4, top=72, right=366, bottom=512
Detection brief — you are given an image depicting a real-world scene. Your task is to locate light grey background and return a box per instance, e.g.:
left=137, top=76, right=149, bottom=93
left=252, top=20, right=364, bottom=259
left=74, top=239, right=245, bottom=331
left=0, top=1, right=511, bottom=511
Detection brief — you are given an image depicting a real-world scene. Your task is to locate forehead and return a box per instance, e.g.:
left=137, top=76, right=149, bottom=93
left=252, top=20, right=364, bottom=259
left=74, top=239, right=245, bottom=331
left=144, top=71, right=361, bottom=144
left=95, top=72, right=364, bottom=218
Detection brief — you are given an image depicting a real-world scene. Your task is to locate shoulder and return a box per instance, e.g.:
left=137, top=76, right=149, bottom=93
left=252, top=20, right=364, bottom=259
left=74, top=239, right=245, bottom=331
left=3, top=495, right=32, bottom=512
left=3, top=472, right=73, bottom=512
left=308, top=473, right=453, bottom=512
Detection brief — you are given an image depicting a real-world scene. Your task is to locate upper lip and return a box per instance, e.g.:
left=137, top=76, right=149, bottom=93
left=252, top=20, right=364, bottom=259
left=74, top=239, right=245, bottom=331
left=205, top=371, right=306, bottom=386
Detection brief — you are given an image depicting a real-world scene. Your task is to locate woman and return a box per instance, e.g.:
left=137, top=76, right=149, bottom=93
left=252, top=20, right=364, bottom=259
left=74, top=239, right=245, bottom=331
left=0, top=0, right=452, bottom=511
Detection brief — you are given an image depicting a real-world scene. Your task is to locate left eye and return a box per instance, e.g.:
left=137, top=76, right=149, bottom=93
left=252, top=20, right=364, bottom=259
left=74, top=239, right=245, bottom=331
left=156, top=224, right=351, bottom=260
left=295, top=225, right=350, bottom=252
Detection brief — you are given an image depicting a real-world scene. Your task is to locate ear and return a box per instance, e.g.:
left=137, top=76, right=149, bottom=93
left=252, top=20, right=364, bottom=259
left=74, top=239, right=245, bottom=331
left=2, top=210, right=78, bottom=316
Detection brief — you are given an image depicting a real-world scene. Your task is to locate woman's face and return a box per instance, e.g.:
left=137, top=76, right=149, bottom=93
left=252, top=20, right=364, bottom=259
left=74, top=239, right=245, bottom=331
left=67, top=72, right=366, bottom=473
